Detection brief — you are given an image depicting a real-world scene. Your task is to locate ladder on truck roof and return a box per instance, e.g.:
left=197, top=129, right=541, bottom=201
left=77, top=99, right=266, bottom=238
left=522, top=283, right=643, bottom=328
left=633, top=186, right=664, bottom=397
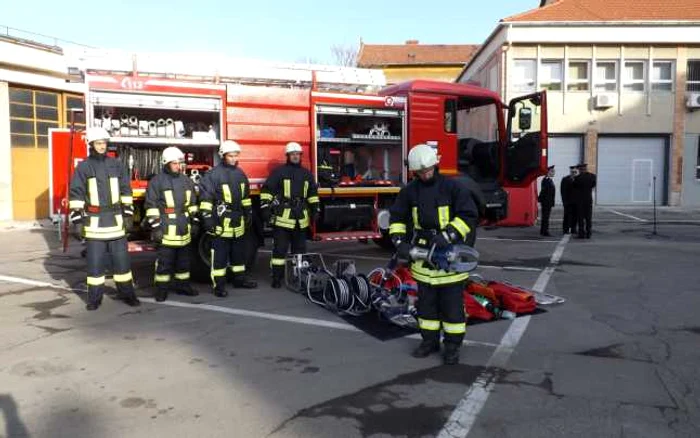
left=66, top=49, right=387, bottom=91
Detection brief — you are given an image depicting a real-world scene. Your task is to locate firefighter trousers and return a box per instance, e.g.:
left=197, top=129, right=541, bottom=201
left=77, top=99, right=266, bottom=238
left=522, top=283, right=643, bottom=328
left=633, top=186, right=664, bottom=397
left=86, top=237, right=136, bottom=305
left=210, top=236, right=247, bottom=290
left=416, top=281, right=466, bottom=347
left=154, top=245, right=190, bottom=291
left=270, top=227, right=307, bottom=280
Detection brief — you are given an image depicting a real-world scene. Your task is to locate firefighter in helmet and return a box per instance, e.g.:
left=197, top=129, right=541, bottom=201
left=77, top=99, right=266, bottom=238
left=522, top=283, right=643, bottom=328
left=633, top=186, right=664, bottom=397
left=199, top=140, right=257, bottom=296
left=68, top=127, right=140, bottom=310
left=144, top=146, right=200, bottom=302
left=388, top=144, right=478, bottom=365
left=260, top=142, right=319, bottom=288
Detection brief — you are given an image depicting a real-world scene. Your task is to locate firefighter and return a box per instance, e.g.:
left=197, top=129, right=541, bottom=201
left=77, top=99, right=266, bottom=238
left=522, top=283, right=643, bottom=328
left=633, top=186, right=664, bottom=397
left=260, top=142, right=319, bottom=289
left=68, top=127, right=140, bottom=310
left=199, top=140, right=257, bottom=296
left=144, top=146, right=200, bottom=302
left=538, top=165, right=556, bottom=236
left=389, top=144, right=478, bottom=365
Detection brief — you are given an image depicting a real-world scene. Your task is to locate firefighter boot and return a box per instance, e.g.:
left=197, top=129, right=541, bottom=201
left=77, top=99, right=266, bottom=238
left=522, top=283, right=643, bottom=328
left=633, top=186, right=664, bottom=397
left=86, top=286, right=103, bottom=311
left=233, top=274, right=257, bottom=289
left=175, top=281, right=199, bottom=296
left=271, top=266, right=284, bottom=289
left=411, top=340, right=440, bottom=358
left=154, top=285, right=169, bottom=302
left=443, top=343, right=461, bottom=365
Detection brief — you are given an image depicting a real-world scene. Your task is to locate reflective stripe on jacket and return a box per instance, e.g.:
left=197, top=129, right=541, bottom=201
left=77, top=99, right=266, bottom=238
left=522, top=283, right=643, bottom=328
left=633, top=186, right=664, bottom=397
left=145, top=168, right=198, bottom=247
left=260, top=162, right=319, bottom=230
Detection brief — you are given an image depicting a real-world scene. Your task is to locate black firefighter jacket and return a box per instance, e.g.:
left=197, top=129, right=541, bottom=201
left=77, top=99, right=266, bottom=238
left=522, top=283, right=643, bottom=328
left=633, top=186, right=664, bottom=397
left=260, top=162, right=319, bottom=230
left=388, top=173, right=479, bottom=285
left=145, top=168, right=198, bottom=247
left=69, top=153, right=132, bottom=240
left=199, top=162, right=252, bottom=238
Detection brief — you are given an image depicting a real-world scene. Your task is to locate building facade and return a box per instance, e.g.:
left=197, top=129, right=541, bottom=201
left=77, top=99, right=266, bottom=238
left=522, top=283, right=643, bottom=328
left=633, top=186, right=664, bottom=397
left=358, top=40, right=478, bottom=84
left=458, top=0, right=700, bottom=206
left=0, top=33, right=85, bottom=220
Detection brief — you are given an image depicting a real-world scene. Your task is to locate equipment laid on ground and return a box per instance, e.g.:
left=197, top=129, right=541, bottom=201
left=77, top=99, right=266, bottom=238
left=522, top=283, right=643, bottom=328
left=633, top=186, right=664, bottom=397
left=285, top=253, right=372, bottom=316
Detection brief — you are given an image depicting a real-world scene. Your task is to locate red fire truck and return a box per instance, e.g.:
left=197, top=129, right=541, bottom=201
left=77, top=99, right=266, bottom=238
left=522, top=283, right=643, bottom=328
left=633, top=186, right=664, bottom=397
left=50, top=55, right=547, bottom=281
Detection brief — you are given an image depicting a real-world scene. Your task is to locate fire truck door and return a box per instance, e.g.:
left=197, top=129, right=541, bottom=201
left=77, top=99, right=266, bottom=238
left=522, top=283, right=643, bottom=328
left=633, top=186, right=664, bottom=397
left=49, top=129, right=87, bottom=217
left=503, top=91, right=548, bottom=187
left=408, top=92, right=458, bottom=175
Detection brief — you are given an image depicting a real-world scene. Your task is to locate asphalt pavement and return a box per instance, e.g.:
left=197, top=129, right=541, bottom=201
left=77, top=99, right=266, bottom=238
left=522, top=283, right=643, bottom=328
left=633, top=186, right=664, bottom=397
left=0, top=206, right=699, bottom=438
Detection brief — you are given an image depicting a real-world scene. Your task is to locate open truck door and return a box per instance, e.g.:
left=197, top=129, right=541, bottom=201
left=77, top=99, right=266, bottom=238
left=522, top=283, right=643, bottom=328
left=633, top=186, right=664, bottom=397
left=503, top=91, right=548, bottom=187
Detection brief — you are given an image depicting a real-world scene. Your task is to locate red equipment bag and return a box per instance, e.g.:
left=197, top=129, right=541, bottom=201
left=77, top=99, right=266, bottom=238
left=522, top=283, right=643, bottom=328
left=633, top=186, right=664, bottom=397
left=488, top=281, right=537, bottom=315
left=463, top=292, right=495, bottom=321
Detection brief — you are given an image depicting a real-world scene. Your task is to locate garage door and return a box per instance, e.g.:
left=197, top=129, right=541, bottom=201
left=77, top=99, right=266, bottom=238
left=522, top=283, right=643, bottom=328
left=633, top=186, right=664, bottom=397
left=537, top=136, right=583, bottom=205
left=597, top=137, right=667, bottom=205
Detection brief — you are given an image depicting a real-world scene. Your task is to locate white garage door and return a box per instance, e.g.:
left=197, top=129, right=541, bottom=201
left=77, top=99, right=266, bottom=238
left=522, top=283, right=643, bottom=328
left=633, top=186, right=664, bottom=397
left=537, top=136, right=583, bottom=205
left=597, top=137, right=667, bottom=205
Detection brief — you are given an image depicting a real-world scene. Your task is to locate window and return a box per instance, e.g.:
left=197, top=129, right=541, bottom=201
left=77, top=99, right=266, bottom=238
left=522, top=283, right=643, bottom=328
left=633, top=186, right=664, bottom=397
left=9, top=87, right=60, bottom=148
left=623, top=61, right=646, bottom=92
left=513, top=59, right=536, bottom=93
left=444, top=99, right=456, bottom=133
left=64, top=94, right=86, bottom=127
left=595, top=61, right=618, bottom=92
left=540, top=60, right=563, bottom=91
left=652, top=61, right=674, bottom=91
left=687, top=60, right=700, bottom=92
left=567, top=60, right=590, bottom=91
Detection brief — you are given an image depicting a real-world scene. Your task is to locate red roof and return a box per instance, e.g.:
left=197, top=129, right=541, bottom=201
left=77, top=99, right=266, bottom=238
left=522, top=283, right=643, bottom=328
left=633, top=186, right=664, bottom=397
left=357, top=41, right=479, bottom=67
left=504, top=0, right=700, bottom=22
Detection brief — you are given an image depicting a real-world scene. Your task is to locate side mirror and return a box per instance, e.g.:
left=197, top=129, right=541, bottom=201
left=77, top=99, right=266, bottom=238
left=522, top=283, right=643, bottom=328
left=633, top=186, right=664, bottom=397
left=518, top=107, right=532, bottom=131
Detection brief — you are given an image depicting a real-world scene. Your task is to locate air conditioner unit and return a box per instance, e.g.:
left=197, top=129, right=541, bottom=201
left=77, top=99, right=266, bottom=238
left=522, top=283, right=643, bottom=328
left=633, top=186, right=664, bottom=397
left=686, top=93, right=700, bottom=109
left=594, top=94, right=615, bottom=109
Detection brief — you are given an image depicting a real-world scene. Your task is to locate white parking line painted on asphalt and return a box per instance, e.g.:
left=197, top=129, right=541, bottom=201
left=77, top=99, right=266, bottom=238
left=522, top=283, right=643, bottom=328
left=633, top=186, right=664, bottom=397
left=437, top=234, right=570, bottom=438
left=0, top=274, right=79, bottom=291
left=605, top=208, right=648, bottom=222
left=0, top=273, right=499, bottom=349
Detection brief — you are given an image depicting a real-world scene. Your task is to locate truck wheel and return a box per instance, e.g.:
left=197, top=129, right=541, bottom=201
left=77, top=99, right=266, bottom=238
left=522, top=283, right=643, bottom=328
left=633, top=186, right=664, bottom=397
left=190, top=232, right=213, bottom=283
left=372, top=232, right=395, bottom=251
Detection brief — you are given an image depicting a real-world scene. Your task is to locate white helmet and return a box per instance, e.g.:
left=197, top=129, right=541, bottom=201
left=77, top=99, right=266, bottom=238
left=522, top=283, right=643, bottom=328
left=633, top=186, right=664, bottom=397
left=162, top=146, right=185, bottom=165
left=285, top=142, right=303, bottom=154
left=219, top=140, right=242, bottom=158
left=85, top=127, right=110, bottom=145
left=407, top=144, right=439, bottom=171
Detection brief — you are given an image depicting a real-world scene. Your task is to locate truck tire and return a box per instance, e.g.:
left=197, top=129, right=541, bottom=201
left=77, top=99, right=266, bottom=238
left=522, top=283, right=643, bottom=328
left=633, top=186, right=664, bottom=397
left=372, top=231, right=395, bottom=251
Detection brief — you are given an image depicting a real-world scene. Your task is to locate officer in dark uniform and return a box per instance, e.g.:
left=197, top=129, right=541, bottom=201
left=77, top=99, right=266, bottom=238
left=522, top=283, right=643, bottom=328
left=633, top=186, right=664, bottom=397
left=144, top=146, right=200, bottom=302
left=69, top=127, right=140, bottom=310
left=538, top=165, right=556, bottom=236
left=260, top=142, right=320, bottom=288
left=560, top=165, right=578, bottom=234
left=573, top=163, right=597, bottom=238
left=199, top=140, right=257, bottom=296
left=389, top=144, right=478, bottom=365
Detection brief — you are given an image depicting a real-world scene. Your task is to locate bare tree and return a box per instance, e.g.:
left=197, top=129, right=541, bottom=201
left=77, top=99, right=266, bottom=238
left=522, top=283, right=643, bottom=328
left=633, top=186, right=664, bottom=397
left=331, top=43, right=358, bottom=67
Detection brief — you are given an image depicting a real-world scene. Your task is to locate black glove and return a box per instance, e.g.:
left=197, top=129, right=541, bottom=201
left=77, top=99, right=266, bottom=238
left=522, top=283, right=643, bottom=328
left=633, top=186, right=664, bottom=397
left=260, top=205, right=271, bottom=223
left=202, top=213, right=216, bottom=233
left=431, top=231, right=452, bottom=249
left=190, top=220, right=201, bottom=238
left=151, top=227, right=163, bottom=244
left=69, top=209, right=84, bottom=225
left=397, top=242, right=412, bottom=259
left=122, top=204, right=134, bottom=230
left=310, top=208, right=320, bottom=224
left=147, top=217, right=161, bottom=230
left=244, top=211, right=252, bottom=230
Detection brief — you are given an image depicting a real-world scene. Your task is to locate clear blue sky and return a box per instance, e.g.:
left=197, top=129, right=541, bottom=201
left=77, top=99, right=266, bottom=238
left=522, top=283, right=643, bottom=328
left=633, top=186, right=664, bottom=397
left=2, top=0, right=537, bottom=64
